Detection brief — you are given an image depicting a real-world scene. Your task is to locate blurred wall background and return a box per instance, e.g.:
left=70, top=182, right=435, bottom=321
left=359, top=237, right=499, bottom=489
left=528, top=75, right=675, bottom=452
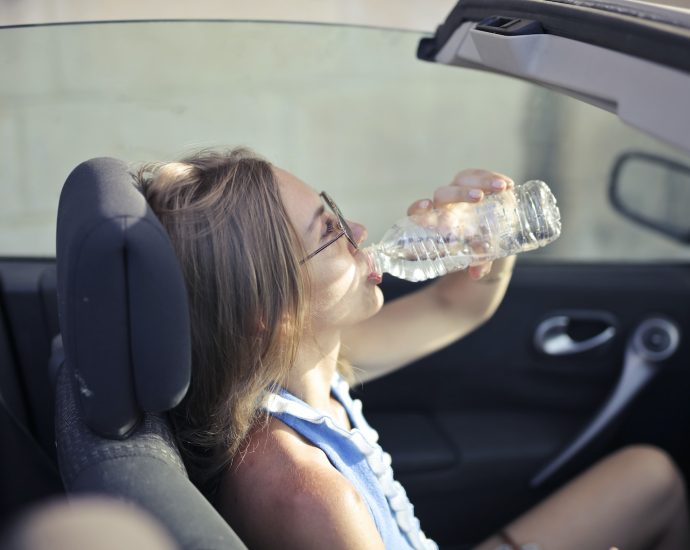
left=1, top=1, right=690, bottom=261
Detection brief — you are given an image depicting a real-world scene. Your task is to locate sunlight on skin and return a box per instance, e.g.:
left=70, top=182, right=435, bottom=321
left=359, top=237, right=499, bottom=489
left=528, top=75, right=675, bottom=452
left=274, top=166, right=383, bottom=332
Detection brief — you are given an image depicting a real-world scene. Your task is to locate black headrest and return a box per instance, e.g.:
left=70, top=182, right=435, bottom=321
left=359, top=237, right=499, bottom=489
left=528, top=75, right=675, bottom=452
left=56, top=158, right=191, bottom=438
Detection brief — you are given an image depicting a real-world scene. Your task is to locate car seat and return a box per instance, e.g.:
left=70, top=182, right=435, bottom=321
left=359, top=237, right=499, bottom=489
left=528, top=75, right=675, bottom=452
left=54, top=158, right=246, bottom=550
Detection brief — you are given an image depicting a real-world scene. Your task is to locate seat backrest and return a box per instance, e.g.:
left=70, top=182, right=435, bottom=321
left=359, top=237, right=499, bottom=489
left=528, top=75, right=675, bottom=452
left=54, top=158, right=246, bottom=550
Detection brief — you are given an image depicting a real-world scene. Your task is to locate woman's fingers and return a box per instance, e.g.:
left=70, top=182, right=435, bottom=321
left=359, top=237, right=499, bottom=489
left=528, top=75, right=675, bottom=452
left=431, top=170, right=515, bottom=208
left=406, top=198, right=433, bottom=216
left=433, top=185, right=484, bottom=206
left=451, top=169, right=514, bottom=191
left=412, top=170, right=515, bottom=211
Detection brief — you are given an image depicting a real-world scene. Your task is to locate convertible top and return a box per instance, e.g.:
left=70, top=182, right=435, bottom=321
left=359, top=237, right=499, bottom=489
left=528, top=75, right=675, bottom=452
left=419, top=0, right=690, bottom=152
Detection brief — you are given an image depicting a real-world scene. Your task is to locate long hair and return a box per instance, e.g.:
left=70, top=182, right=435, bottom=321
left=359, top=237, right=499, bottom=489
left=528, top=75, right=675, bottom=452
left=136, top=148, right=306, bottom=494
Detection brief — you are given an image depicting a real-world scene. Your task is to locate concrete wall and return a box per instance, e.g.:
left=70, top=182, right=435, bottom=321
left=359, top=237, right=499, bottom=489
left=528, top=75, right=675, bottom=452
left=1, top=12, right=690, bottom=261
left=0, top=22, right=531, bottom=256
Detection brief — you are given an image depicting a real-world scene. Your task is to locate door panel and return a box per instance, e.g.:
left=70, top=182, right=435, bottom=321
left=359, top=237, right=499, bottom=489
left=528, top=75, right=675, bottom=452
left=360, top=262, right=690, bottom=546
left=0, top=260, right=64, bottom=518
left=1, top=258, right=688, bottom=545
left=0, top=260, right=60, bottom=458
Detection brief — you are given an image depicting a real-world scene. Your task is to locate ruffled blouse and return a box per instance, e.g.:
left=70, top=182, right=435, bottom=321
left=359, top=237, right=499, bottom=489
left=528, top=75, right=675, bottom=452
left=264, top=375, right=437, bottom=550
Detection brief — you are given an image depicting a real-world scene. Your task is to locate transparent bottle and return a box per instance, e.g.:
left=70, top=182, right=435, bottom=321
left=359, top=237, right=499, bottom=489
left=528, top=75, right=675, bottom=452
left=363, top=180, right=561, bottom=282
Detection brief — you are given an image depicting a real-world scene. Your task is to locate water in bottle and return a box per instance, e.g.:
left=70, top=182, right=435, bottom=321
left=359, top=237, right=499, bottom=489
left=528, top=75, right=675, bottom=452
left=363, top=180, right=561, bottom=282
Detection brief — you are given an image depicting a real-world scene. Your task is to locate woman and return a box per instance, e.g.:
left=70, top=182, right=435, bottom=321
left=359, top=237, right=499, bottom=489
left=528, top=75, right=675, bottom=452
left=140, top=148, right=690, bottom=550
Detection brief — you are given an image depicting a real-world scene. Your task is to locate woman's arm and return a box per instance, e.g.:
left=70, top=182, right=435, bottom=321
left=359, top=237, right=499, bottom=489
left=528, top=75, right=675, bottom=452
left=343, top=256, right=514, bottom=383
left=270, top=466, right=386, bottom=550
left=342, top=169, right=515, bottom=383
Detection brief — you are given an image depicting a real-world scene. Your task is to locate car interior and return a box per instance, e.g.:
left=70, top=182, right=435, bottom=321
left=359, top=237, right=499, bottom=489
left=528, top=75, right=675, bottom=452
left=2, top=1, right=690, bottom=549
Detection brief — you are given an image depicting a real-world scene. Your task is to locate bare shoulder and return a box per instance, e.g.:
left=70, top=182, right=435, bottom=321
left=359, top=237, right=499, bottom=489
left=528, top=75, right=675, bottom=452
left=217, top=416, right=384, bottom=550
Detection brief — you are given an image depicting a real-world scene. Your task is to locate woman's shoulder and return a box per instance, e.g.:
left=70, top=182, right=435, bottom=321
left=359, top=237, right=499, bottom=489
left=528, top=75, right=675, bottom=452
left=226, top=416, right=331, bottom=487
left=220, top=416, right=352, bottom=509
left=216, top=416, right=384, bottom=549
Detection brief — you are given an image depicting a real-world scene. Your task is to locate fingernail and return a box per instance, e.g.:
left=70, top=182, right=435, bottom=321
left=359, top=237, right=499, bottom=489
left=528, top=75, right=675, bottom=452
left=491, top=180, right=506, bottom=190
left=468, top=189, right=483, bottom=199
left=419, top=199, right=431, bottom=209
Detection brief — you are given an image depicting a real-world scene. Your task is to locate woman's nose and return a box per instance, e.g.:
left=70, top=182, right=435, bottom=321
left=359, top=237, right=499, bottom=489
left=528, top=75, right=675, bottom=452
left=349, top=221, right=368, bottom=248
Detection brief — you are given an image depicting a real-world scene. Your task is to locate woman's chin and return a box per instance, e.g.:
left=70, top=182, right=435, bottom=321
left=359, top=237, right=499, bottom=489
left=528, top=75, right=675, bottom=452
left=370, top=285, right=385, bottom=314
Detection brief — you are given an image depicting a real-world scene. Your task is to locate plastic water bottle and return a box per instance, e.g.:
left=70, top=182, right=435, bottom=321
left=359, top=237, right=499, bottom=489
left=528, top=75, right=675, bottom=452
left=363, top=180, right=561, bottom=282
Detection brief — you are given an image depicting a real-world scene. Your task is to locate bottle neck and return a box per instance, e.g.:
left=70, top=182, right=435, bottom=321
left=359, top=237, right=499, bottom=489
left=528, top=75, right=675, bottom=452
left=361, top=244, right=385, bottom=278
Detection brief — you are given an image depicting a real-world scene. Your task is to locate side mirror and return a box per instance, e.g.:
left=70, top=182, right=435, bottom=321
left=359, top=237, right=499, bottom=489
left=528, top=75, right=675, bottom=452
left=609, top=151, right=690, bottom=244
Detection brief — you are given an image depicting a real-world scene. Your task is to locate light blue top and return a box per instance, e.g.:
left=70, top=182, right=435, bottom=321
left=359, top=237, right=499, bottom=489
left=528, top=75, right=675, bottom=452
left=263, top=375, right=437, bottom=550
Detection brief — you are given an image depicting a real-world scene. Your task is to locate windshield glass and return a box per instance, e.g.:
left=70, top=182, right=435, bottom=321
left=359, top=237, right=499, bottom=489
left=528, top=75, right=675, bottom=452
left=2, top=21, right=690, bottom=261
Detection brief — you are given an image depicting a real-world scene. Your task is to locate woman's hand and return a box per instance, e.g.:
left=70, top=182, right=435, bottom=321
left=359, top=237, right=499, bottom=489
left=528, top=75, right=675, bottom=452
left=406, top=169, right=515, bottom=280
left=341, top=169, right=517, bottom=382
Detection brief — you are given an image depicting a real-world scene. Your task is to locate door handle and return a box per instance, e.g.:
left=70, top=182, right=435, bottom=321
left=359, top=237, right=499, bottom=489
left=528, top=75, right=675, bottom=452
left=534, top=313, right=616, bottom=356
left=531, top=317, right=680, bottom=488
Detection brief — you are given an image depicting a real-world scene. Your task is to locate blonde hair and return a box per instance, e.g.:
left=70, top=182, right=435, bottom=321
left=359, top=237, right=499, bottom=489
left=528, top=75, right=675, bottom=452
left=136, top=148, right=306, bottom=494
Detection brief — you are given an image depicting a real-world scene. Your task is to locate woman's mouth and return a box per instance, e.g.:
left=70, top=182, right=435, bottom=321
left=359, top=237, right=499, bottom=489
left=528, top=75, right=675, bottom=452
left=368, top=272, right=382, bottom=284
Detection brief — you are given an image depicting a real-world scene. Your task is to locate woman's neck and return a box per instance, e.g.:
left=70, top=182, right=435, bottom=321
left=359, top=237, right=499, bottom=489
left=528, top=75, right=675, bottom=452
left=285, top=331, right=341, bottom=412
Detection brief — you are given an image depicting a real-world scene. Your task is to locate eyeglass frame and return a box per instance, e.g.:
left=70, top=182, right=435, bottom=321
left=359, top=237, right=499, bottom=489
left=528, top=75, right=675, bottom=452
left=300, top=192, right=358, bottom=264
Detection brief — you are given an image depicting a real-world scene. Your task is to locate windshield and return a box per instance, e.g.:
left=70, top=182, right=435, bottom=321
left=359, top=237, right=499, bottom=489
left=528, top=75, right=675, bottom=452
left=2, top=21, right=690, bottom=262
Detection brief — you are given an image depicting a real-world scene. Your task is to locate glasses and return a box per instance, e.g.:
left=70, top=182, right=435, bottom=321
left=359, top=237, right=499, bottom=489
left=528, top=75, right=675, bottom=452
left=300, top=192, right=358, bottom=264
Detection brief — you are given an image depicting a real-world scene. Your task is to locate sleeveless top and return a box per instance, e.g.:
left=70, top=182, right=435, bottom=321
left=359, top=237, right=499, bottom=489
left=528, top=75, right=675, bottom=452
left=264, top=375, right=438, bottom=550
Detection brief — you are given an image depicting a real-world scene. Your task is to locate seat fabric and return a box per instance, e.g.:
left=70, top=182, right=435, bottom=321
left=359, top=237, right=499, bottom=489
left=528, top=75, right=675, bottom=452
left=56, top=361, right=244, bottom=550
left=54, top=157, right=246, bottom=550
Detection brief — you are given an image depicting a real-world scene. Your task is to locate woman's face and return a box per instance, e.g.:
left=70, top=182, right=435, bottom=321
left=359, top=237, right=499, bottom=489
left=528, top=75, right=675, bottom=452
left=274, top=167, right=384, bottom=333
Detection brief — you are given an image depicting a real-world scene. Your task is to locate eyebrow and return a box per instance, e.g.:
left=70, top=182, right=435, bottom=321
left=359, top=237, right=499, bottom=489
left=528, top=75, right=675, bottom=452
left=306, top=204, right=325, bottom=235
